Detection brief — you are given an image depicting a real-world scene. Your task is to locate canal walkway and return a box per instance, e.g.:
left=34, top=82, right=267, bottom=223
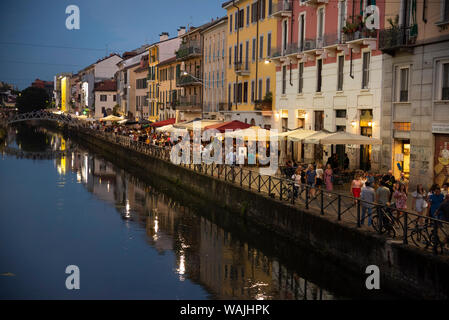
left=73, top=126, right=449, bottom=256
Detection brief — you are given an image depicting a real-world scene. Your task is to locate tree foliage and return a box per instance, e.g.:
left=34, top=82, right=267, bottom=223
left=16, top=86, right=50, bottom=113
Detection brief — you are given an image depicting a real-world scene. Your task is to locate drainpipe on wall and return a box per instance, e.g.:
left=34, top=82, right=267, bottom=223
left=233, top=0, right=240, bottom=110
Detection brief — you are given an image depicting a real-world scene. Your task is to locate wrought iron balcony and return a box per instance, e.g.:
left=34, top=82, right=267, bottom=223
left=343, top=27, right=378, bottom=43
left=176, top=95, right=202, bottom=110
left=379, top=26, right=417, bottom=53
left=272, top=1, right=293, bottom=18
left=234, top=62, right=250, bottom=76
left=254, top=99, right=272, bottom=111
left=176, top=41, right=202, bottom=60
left=177, top=74, right=202, bottom=87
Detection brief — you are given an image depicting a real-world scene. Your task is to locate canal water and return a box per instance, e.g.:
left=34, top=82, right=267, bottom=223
left=0, top=125, right=400, bottom=299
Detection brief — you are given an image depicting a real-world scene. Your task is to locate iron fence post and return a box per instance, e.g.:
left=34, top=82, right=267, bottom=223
left=268, top=176, right=272, bottom=196
left=258, top=174, right=261, bottom=192
left=280, top=180, right=283, bottom=201
left=403, top=212, right=408, bottom=245
left=337, top=195, right=341, bottom=221
left=320, top=190, right=324, bottom=215
left=249, top=170, right=252, bottom=189
left=240, top=168, right=243, bottom=187
left=357, top=200, right=361, bottom=227
left=305, top=186, right=309, bottom=210
left=433, top=220, right=438, bottom=255
left=291, top=183, right=295, bottom=204
left=379, top=206, right=383, bottom=233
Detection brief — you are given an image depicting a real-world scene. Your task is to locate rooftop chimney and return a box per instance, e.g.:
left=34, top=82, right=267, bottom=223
left=159, top=32, right=169, bottom=42
left=177, top=26, right=186, bottom=37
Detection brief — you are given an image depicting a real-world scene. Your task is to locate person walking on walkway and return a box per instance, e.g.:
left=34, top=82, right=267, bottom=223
left=429, top=185, right=444, bottom=219
left=351, top=175, right=363, bottom=201
left=306, top=164, right=317, bottom=198
left=291, top=167, right=302, bottom=199
left=376, top=181, right=390, bottom=206
left=393, top=183, right=408, bottom=219
left=324, top=163, right=333, bottom=191
left=412, top=184, right=427, bottom=225
left=316, top=163, right=324, bottom=191
left=360, top=182, right=375, bottom=226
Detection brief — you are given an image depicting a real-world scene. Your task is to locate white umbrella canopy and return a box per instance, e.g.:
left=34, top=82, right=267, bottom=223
left=100, top=115, right=123, bottom=122
left=303, top=131, right=333, bottom=144
left=227, top=126, right=275, bottom=141
left=320, top=131, right=382, bottom=145
left=156, top=124, right=174, bottom=132
left=276, top=128, right=317, bottom=141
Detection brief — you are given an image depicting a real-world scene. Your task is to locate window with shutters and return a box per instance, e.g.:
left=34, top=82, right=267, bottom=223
left=298, top=62, right=304, bottom=94
left=337, top=55, right=344, bottom=91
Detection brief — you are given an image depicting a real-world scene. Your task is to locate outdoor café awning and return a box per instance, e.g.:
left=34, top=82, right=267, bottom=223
left=276, top=128, right=317, bottom=141
left=320, top=131, right=382, bottom=145
left=303, top=131, right=382, bottom=145
left=174, top=119, right=223, bottom=131
left=203, top=120, right=252, bottom=133
left=100, top=115, right=123, bottom=122
left=150, top=118, right=176, bottom=128
left=227, top=126, right=275, bottom=141
left=156, top=124, right=174, bottom=133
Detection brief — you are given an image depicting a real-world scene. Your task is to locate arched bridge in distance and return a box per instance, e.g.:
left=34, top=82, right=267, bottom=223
left=3, top=110, right=77, bottom=125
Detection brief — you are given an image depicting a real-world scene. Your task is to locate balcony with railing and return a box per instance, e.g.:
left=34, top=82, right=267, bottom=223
left=379, top=26, right=417, bottom=54
left=176, top=95, right=202, bottom=111
left=272, top=1, right=293, bottom=18
left=176, top=41, right=202, bottom=60
left=301, top=0, right=328, bottom=5
left=177, top=74, right=202, bottom=87
left=234, top=62, right=250, bottom=76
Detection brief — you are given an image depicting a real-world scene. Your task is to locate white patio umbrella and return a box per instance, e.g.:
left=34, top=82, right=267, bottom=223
left=227, top=126, right=275, bottom=141
left=320, top=131, right=382, bottom=145
left=276, top=128, right=317, bottom=141
left=303, top=131, right=333, bottom=144
left=156, top=124, right=174, bottom=133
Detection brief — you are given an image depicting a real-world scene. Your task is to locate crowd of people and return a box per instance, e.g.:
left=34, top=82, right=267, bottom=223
left=285, top=159, right=449, bottom=225
left=87, top=120, right=449, bottom=224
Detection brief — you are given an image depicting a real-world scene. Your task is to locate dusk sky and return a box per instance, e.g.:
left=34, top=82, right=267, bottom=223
left=0, top=0, right=225, bottom=89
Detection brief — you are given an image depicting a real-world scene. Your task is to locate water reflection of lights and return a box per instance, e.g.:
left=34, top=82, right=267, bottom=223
left=124, top=200, right=131, bottom=219
left=76, top=171, right=82, bottom=183
left=153, top=217, right=159, bottom=241
left=107, top=182, right=110, bottom=192
left=177, top=251, right=186, bottom=281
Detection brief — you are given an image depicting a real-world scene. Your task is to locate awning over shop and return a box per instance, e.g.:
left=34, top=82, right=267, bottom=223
left=319, top=131, right=382, bottom=145
left=155, top=124, right=174, bottom=133
left=150, top=118, right=176, bottom=128
left=204, top=120, right=252, bottom=133
left=100, top=115, right=124, bottom=122
left=227, top=126, right=275, bottom=141
left=174, top=119, right=223, bottom=131
left=302, top=130, right=382, bottom=145
left=276, top=128, right=317, bottom=141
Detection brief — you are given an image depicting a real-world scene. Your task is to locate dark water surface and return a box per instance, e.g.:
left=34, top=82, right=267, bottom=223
left=0, top=125, right=400, bottom=299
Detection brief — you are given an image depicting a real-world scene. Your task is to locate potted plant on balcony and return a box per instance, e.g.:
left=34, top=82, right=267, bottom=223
left=255, top=91, right=272, bottom=111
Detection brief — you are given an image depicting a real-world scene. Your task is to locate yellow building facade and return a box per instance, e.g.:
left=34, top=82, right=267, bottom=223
left=157, top=57, right=182, bottom=121
left=148, top=45, right=160, bottom=121
left=222, top=0, right=277, bottom=128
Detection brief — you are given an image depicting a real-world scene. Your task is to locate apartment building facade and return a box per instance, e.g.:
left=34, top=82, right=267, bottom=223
left=78, top=54, right=122, bottom=114
left=271, top=0, right=385, bottom=170
left=116, top=47, right=148, bottom=118
left=94, top=79, right=117, bottom=119
left=379, top=0, right=449, bottom=188
left=222, top=0, right=277, bottom=128
left=157, top=56, right=182, bottom=121
left=148, top=29, right=184, bottom=121
left=201, top=16, right=228, bottom=120
left=133, top=55, right=150, bottom=120
left=176, top=25, right=209, bottom=121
